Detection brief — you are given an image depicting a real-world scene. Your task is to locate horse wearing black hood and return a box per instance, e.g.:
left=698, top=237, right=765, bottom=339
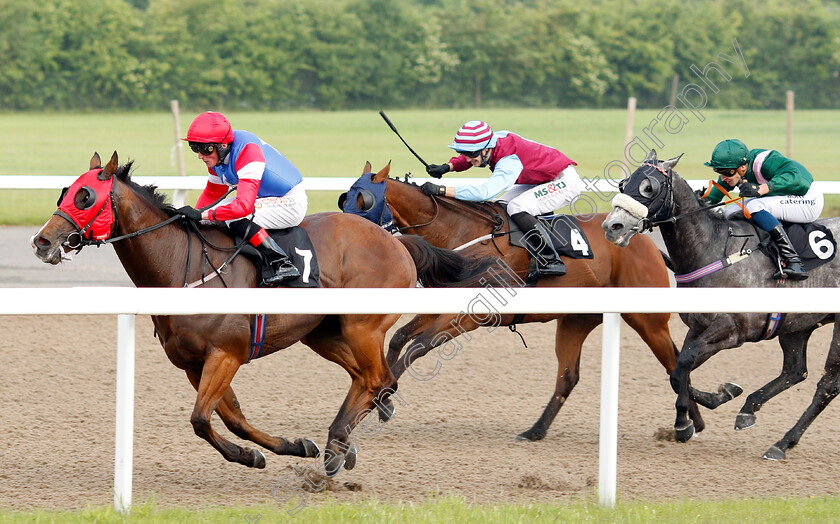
left=602, top=150, right=840, bottom=460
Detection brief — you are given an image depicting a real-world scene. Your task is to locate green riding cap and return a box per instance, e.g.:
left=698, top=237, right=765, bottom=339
left=704, top=139, right=749, bottom=169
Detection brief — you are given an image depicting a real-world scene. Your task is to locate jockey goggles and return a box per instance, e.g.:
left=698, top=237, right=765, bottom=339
left=713, top=167, right=740, bottom=177
left=456, top=149, right=483, bottom=158
left=188, top=142, right=218, bottom=155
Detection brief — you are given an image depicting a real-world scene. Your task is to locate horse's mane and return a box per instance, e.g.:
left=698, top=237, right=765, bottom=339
left=115, top=161, right=177, bottom=215
left=116, top=162, right=232, bottom=235
left=672, top=168, right=730, bottom=223
left=390, top=176, right=506, bottom=215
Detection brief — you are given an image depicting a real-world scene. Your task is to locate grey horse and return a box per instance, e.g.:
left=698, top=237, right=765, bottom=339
left=601, top=150, right=840, bottom=460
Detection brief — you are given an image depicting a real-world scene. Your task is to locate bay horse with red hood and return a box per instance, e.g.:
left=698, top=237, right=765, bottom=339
left=31, top=152, right=497, bottom=475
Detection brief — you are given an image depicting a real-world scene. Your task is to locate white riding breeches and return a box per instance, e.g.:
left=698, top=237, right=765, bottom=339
left=722, top=184, right=824, bottom=223
left=503, top=165, right=584, bottom=216
left=216, top=183, right=308, bottom=229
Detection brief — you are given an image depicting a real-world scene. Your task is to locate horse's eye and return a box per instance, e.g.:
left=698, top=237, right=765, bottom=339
left=74, top=187, right=97, bottom=210
left=639, top=179, right=655, bottom=198
left=358, top=189, right=376, bottom=211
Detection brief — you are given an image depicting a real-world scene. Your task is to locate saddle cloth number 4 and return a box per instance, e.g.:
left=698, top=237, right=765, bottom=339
left=570, top=228, right=589, bottom=257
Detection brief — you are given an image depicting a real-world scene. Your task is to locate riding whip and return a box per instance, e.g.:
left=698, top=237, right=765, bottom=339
left=378, top=110, right=429, bottom=168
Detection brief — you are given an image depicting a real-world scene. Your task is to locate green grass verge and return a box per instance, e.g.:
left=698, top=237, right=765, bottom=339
left=3, top=109, right=839, bottom=225
left=1, top=494, right=839, bottom=523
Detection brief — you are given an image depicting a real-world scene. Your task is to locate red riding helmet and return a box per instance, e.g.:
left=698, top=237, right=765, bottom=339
left=184, top=112, right=234, bottom=144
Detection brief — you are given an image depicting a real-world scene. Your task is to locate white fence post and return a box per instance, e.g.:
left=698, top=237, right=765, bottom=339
left=114, top=314, right=136, bottom=513
left=598, top=312, right=621, bottom=508
left=170, top=100, right=187, bottom=208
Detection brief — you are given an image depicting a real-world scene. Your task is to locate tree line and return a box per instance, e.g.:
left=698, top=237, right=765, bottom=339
left=1, top=0, right=838, bottom=111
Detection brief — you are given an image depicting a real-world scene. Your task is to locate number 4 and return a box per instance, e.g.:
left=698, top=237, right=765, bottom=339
left=570, top=229, right=589, bottom=256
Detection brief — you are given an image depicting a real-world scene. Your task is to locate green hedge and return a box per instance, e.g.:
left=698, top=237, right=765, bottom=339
left=0, top=0, right=838, bottom=111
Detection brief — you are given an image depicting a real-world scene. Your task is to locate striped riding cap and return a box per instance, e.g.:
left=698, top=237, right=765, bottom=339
left=448, top=120, right=496, bottom=152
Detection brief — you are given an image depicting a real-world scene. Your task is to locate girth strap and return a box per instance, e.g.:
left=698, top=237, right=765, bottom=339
left=247, top=313, right=268, bottom=363
left=673, top=252, right=752, bottom=283
left=760, top=313, right=785, bottom=341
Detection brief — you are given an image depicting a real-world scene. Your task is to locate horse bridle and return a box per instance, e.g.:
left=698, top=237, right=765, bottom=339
left=620, top=162, right=740, bottom=232
left=54, top=183, right=121, bottom=252
left=55, top=186, right=183, bottom=253
left=617, top=162, right=676, bottom=232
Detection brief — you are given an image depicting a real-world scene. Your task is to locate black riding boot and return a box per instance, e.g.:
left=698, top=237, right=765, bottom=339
left=510, top=212, right=566, bottom=277
left=768, top=224, right=807, bottom=280
left=256, top=236, right=301, bottom=285
left=229, top=219, right=300, bottom=285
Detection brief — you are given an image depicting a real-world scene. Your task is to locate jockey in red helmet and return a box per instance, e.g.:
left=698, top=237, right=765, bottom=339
left=178, top=111, right=307, bottom=285
left=422, top=120, right=582, bottom=277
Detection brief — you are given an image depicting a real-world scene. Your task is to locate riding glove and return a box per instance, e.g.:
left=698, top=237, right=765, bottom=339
left=426, top=163, right=450, bottom=179
left=420, top=182, right=446, bottom=197
left=738, top=181, right=761, bottom=198
left=175, top=205, right=202, bottom=221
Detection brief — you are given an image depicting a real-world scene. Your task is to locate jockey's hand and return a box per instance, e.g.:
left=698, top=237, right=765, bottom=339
left=426, top=163, right=450, bottom=179
left=738, top=181, right=761, bottom=198
left=420, top=182, right=446, bottom=197
left=694, top=188, right=710, bottom=205
left=175, top=205, right=202, bottom=221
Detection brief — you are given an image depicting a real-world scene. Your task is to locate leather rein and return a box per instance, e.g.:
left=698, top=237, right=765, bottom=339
left=391, top=177, right=506, bottom=252
left=58, top=183, right=244, bottom=287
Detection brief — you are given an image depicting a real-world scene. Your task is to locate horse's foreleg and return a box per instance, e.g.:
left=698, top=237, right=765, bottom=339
left=622, top=312, right=706, bottom=433
left=186, top=354, right=266, bottom=468
left=306, top=315, right=399, bottom=476
left=516, top=315, right=598, bottom=442
left=214, top=386, right=320, bottom=458
left=671, top=321, right=740, bottom=442
left=763, top=323, right=840, bottom=460
left=735, top=330, right=811, bottom=431
left=386, top=315, right=430, bottom=368
left=389, top=312, right=481, bottom=382
left=380, top=314, right=432, bottom=421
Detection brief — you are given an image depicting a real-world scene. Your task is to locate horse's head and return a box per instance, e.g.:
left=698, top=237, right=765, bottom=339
left=31, top=151, right=121, bottom=264
left=602, top=150, right=683, bottom=247
left=338, top=161, right=395, bottom=231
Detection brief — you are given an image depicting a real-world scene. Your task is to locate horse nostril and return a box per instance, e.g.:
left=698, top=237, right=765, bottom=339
left=610, top=223, right=623, bottom=232
left=36, top=236, right=51, bottom=249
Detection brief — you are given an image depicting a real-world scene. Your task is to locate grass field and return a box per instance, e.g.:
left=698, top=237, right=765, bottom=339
left=2, top=494, right=840, bottom=523
left=2, top=109, right=839, bottom=225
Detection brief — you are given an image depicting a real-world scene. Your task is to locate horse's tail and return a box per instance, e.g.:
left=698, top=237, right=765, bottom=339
left=397, top=235, right=499, bottom=288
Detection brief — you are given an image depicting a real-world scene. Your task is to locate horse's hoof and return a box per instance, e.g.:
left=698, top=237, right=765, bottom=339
left=720, top=382, right=743, bottom=400
left=515, top=429, right=545, bottom=442
left=298, top=437, right=321, bottom=458
left=674, top=422, right=695, bottom=443
left=324, top=452, right=346, bottom=477
left=378, top=398, right=395, bottom=423
left=344, top=444, right=359, bottom=471
left=734, top=412, right=756, bottom=431
left=250, top=449, right=266, bottom=468
left=763, top=445, right=786, bottom=461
